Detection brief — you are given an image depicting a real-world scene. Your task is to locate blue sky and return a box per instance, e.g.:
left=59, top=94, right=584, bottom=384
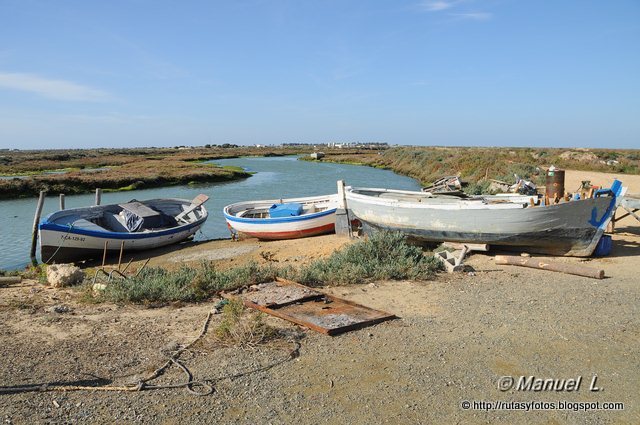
left=0, top=0, right=638, bottom=149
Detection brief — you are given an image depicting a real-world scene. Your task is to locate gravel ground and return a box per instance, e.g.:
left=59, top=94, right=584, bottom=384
left=1, top=230, right=638, bottom=424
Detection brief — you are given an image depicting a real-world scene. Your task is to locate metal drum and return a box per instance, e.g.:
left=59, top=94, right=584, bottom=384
left=545, top=168, right=565, bottom=199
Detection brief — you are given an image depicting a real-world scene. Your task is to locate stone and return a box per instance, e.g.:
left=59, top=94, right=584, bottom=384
left=93, top=283, right=107, bottom=293
left=46, top=264, right=85, bottom=288
left=46, top=305, right=71, bottom=314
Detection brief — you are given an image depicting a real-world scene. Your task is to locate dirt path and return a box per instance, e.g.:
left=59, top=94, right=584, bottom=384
left=1, top=230, right=638, bottom=423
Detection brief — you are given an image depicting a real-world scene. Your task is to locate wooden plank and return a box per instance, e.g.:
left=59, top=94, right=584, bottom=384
left=176, top=194, right=209, bottom=223
left=620, top=206, right=640, bottom=223
left=495, top=255, right=605, bottom=279
left=442, top=242, right=489, bottom=252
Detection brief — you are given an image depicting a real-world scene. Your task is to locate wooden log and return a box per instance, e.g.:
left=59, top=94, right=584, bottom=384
left=494, top=255, right=605, bottom=279
left=442, top=242, right=489, bottom=252
left=95, top=188, right=102, bottom=206
left=0, top=276, right=22, bottom=286
left=30, top=191, right=46, bottom=266
left=59, top=193, right=65, bottom=210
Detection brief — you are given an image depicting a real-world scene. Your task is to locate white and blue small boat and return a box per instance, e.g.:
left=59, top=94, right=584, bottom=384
left=39, top=196, right=208, bottom=263
left=224, top=194, right=338, bottom=240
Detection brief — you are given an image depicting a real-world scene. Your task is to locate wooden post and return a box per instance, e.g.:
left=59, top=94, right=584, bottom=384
left=337, top=180, right=347, bottom=210
left=95, top=188, right=102, bottom=206
left=118, top=241, right=125, bottom=271
left=30, top=191, right=46, bottom=265
left=494, top=255, right=604, bottom=279
left=336, top=180, right=353, bottom=237
left=59, top=193, right=65, bottom=210
left=101, top=241, right=108, bottom=269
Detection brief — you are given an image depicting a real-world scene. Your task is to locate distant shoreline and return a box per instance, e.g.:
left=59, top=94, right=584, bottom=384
left=1, top=146, right=638, bottom=199
left=0, top=147, right=307, bottom=200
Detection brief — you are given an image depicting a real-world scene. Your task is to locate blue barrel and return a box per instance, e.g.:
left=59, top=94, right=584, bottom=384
left=593, top=235, right=612, bottom=257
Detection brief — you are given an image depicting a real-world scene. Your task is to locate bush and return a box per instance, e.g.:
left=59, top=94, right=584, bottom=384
left=214, top=299, right=277, bottom=347
left=99, top=261, right=278, bottom=304
left=288, top=231, right=442, bottom=286
left=93, top=231, right=441, bottom=304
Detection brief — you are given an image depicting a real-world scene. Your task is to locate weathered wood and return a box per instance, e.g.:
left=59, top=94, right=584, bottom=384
left=101, top=241, right=108, bottom=269
left=59, top=193, right=65, bottom=210
left=619, top=206, right=640, bottom=223
left=494, top=255, right=605, bottom=279
left=442, top=242, right=489, bottom=252
left=0, top=276, right=22, bottom=285
left=175, top=194, right=209, bottom=222
left=30, top=191, right=46, bottom=265
left=335, top=180, right=352, bottom=237
left=95, top=188, right=102, bottom=206
left=118, top=241, right=125, bottom=271
left=337, top=180, right=347, bottom=210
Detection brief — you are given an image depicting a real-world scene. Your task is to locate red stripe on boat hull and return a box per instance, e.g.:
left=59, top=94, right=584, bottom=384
left=241, top=223, right=335, bottom=240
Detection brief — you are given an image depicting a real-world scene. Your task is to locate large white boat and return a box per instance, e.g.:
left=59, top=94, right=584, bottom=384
left=345, top=180, right=625, bottom=256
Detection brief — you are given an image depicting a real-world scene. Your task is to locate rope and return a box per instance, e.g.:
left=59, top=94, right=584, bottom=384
left=42, top=223, right=75, bottom=265
left=0, top=306, right=301, bottom=397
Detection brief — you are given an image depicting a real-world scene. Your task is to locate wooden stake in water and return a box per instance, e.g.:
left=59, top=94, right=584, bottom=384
left=95, top=188, right=102, bottom=206
left=30, top=191, right=46, bottom=266
left=59, top=193, right=65, bottom=210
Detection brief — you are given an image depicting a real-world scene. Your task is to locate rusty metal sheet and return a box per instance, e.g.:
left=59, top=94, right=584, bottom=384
left=225, top=278, right=396, bottom=336
left=239, top=280, right=322, bottom=308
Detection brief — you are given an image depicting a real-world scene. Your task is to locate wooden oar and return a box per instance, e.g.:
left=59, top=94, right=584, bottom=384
left=176, top=194, right=209, bottom=223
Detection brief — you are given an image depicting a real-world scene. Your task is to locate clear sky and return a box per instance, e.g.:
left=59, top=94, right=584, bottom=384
left=0, top=0, right=638, bottom=149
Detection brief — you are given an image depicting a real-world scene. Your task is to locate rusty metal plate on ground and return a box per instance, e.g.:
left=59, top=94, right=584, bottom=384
left=225, top=278, right=396, bottom=335
left=240, top=280, right=322, bottom=307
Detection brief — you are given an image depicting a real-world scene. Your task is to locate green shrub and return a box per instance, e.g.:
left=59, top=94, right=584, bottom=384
left=214, top=299, right=276, bottom=347
left=99, top=261, right=278, bottom=304
left=288, top=231, right=442, bottom=286
left=92, top=231, right=441, bottom=304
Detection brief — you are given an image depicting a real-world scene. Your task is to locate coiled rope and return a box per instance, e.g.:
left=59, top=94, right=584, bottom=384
left=0, top=306, right=301, bottom=396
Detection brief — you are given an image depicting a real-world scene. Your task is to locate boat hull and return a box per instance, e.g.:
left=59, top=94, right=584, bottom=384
left=39, top=197, right=208, bottom=263
left=224, top=194, right=338, bottom=240
left=346, top=186, right=624, bottom=256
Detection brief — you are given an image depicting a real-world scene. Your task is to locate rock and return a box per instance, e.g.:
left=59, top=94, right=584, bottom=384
left=46, top=305, right=71, bottom=314
left=46, top=264, right=85, bottom=288
left=92, top=283, right=107, bottom=293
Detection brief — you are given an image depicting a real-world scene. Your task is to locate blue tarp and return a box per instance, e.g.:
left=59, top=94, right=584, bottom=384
left=269, top=203, right=303, bottom=218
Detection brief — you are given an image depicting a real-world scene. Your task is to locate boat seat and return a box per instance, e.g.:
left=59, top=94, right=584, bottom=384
left=71, top=218, right=106, bottom=232
left=102, top=212, right=130, bottom=232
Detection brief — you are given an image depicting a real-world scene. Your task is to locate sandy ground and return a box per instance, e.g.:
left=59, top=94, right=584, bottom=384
left=0, top=169, right=638, bottom=424
left=564, top=169, right=640, bottom=198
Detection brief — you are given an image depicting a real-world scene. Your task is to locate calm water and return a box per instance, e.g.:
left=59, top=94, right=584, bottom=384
left=0, top=156, right=420, bottom=270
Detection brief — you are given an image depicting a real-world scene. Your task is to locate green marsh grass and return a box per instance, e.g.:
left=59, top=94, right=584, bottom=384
left=94, top=231, right=441, bottom=304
